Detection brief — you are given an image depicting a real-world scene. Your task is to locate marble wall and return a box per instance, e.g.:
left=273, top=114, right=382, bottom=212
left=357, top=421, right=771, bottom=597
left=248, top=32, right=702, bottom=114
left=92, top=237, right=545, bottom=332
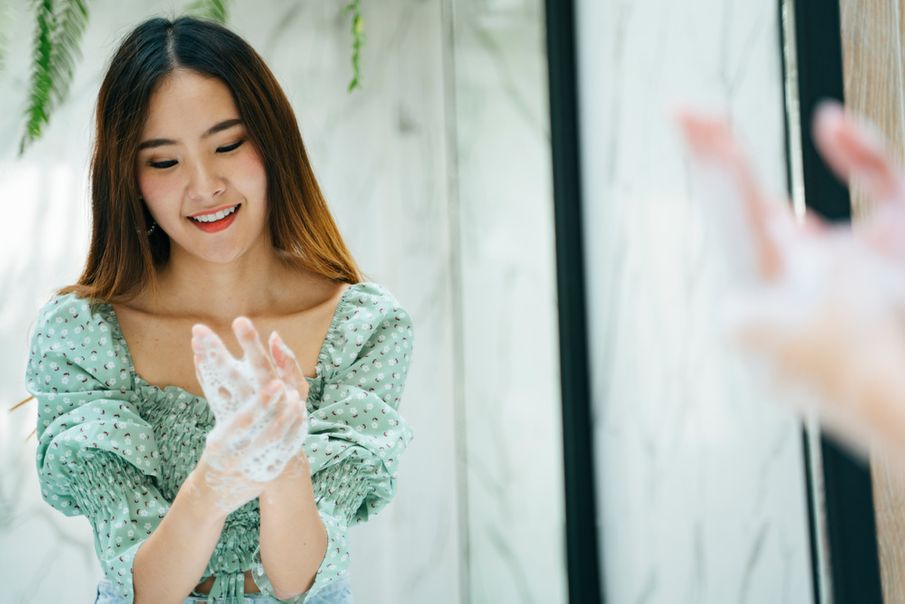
left=445, top=0, right=567, bottom=602
left=0, top=1, right=462, bottom=602
left=575, top=0, right=815, bottom=602
left=0, top=0, right=567, bottom=603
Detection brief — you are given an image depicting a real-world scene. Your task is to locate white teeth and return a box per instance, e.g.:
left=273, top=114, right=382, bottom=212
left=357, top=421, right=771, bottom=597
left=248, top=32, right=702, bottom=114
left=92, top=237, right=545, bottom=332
left=191, top=204, right=239, bottom=223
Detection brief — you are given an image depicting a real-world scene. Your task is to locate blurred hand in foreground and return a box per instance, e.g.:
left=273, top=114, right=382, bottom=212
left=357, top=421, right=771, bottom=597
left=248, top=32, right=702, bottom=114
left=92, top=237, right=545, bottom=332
left=676, top=101, right=905, bottom=460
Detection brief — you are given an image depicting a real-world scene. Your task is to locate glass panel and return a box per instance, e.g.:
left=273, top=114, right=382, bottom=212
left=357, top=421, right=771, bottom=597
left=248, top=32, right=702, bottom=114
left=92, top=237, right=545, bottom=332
left=574, top=0, right=815, bottom=600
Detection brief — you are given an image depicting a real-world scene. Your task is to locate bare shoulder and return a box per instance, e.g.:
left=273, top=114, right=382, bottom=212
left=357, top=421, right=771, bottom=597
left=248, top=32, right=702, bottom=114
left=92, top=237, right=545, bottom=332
left=109, top=292, right=202, bottom=393
left=263, top=276, right=353, bottom=378
left=109, top=291, right=175, bottom=346
left=277, top=272, right=351, bottom=316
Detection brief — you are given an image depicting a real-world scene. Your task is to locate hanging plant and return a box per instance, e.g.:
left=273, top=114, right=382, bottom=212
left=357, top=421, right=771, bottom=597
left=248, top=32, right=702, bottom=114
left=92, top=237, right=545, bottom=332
left=14, top=0, right=365, bottom=156
left=184, top=0, right=230, bottom=24
left=343, top=0, right=363, bottom=92
left=20, top=0, right=90, bottom=155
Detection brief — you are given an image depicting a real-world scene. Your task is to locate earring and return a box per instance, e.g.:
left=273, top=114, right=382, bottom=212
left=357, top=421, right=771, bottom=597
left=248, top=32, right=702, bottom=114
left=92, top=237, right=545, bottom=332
left=139, top=196, right=156, bottom=236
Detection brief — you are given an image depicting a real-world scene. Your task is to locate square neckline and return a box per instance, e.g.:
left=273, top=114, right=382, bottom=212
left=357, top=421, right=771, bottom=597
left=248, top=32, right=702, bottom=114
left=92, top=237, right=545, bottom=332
left=100, top=282, right=358, bottom=402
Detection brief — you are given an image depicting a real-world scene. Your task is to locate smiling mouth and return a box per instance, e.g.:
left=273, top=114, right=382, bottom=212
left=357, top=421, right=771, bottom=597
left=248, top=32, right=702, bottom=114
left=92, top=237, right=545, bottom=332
left=189, top=203, right=241, bottom=223
left=187, top=203, right=241, bottom=233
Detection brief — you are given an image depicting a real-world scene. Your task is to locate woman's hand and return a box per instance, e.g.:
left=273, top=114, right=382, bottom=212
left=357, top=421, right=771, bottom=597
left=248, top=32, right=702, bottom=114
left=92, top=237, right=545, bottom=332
left=675, top=102, right=905, bottom=458
left=191, top=318, right=311, bottom=513
left=265, top=326, right=310, bottom=404
left=195, top=379, right=301, bottom=515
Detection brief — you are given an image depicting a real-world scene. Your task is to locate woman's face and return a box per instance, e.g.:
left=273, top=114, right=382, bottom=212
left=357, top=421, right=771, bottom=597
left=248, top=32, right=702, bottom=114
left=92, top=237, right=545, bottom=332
left=136, top=69, right=269, bottom=265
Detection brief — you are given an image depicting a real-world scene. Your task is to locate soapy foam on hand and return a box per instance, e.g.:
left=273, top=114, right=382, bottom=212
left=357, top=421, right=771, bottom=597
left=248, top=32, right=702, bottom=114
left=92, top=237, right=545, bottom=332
left=192, top=330, right=310, bottom=512
left=690, top=149, right=905, bottom=460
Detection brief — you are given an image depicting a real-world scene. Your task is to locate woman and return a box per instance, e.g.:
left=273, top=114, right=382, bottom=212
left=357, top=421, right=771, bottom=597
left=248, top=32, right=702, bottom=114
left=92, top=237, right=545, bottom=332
left=22, top=15, right=414, bottom=604
left=676, top=101, right=905, bottom=463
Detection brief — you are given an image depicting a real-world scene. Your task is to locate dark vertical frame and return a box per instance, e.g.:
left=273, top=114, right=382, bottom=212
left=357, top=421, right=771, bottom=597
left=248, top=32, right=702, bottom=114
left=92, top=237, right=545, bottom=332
left=781, top=0, right=883, bottom=601
left=543, top=0, right=605, bottom=603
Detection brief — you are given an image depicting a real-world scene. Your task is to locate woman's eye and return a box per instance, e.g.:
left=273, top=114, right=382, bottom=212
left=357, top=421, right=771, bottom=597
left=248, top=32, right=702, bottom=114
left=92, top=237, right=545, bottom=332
left=217, top=139, right=245, bottom=153
left=144, top=139, right=244, bottom=169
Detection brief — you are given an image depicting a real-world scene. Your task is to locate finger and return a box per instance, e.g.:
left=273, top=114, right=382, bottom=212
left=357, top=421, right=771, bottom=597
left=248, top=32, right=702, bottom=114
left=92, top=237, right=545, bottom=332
left=223, top=379, right=283, bottom=428
left=279, top=385, right=306, bottom=425
left=194, top=353, right=250, bottom=415
left=192, top=324, right=235, bottom=371
left=220, top=390, right=266, bottom=440
left=267, top=389, right=304, bottom=447
left=276, top=409, right=308, bottom=454
left=246, top=379, right=286, bottom=420
left=269, top=331, right=307, bottom=396
left=856, top=205, right=905, bottom=261
left=278, top=389, right=308, bottom=445
left=233, top=317, right=278, bottom=387
left=192, top=324, right=243, bottom=417
left=675, top=108, right=785, bottom=280
left=277, top=390, right=308, bottom=452
left=245, top=390, right=299, bottom=465
left=801, top=208, right=828, bottom=236
left=250, top=395, right=292, bottom=445
left=227, top=381, right=286, bottom=450
left=812, top=100, right=905, bottom=205
left=248, top=393, right=307, bottom=480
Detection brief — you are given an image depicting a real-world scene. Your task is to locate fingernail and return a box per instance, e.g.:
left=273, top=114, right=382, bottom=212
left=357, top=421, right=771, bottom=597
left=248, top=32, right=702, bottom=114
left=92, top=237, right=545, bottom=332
left=269, top=332, right=283, bottom=362
left=276, top=334, right=294, bottom=358
left=233, top=316, right=253, bottom=335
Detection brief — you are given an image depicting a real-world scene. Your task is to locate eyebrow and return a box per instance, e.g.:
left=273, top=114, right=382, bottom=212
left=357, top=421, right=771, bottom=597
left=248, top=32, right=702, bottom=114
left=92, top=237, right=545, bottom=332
left=137, top=118, right=244, bottom=151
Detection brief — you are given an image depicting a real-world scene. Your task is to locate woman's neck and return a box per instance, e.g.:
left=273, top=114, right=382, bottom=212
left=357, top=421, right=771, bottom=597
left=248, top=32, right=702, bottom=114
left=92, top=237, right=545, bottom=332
left=147, top=243, right=308, bottom=324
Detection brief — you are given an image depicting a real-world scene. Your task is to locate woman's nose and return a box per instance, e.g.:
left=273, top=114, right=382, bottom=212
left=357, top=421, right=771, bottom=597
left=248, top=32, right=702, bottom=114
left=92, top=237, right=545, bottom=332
left=187, top=157, right=226, bottom=201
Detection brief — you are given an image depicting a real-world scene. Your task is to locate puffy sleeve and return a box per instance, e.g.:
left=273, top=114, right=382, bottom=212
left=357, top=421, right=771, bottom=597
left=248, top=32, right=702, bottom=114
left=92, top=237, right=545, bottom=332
left=25, top=294, right=170, bottom=602
left=254, top=283, right=416, bottom=602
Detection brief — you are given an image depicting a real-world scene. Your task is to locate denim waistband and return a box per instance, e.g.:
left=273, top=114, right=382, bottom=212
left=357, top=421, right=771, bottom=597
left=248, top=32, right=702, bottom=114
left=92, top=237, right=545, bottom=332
left=95, top=575, right=353, bottom=603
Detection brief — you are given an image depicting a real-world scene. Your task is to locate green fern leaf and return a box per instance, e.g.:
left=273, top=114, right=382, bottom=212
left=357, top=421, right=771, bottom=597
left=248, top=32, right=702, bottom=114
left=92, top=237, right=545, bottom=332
left=21, top=0, right=54, bottom=154
left=50, top=0, right=88, bottom=105
left=19, top=0, right=89, bottom=156
left=343, top=0, right=363, bottom=92
left=184, top=0, right=231, bottom=24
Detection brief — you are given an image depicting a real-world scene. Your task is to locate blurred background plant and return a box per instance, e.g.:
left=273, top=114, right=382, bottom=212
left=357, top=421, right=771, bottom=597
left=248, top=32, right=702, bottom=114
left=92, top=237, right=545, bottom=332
left=1, top=0, right=365, bottom=156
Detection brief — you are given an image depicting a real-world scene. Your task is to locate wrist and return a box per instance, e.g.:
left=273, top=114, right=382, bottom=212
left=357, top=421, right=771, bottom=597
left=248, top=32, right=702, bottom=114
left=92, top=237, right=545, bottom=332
left=183, top=461, right=232, bottom=525
left=264, top=454, right=312, bottom=494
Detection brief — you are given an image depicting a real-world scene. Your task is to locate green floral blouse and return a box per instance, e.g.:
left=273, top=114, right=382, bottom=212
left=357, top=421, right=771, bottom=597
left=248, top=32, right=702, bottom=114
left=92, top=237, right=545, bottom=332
left=24, top=281, right=415, bottom=603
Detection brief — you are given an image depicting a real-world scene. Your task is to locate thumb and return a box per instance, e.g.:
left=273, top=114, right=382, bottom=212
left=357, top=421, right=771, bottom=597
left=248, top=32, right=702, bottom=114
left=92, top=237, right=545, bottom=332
left=268, top=331, right=310, bottom=400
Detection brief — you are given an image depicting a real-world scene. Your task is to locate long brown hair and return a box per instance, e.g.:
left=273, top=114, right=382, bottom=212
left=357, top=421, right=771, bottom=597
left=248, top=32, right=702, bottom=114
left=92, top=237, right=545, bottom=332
left=15, top=16, right=369, bottom=435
